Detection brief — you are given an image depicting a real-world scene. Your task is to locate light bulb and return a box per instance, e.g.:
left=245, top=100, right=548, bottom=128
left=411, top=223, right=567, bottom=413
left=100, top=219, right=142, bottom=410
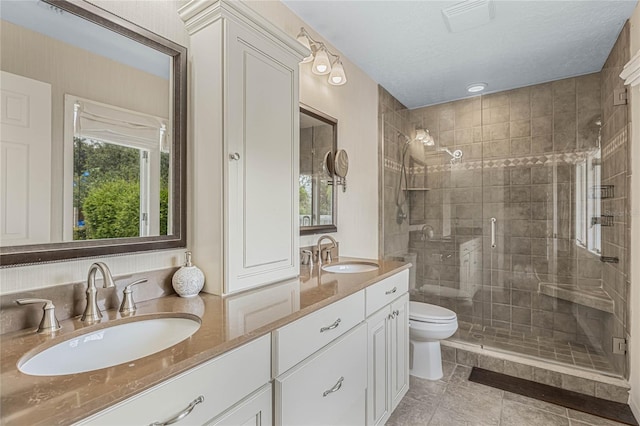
left=328, top=60, right=347, bottom=85
left=312, top=46, right=332, bottom=75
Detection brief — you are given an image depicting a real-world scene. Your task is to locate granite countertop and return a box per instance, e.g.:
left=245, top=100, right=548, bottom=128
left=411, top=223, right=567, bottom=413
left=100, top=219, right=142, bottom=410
left=0, top=257, right=409, bottom=425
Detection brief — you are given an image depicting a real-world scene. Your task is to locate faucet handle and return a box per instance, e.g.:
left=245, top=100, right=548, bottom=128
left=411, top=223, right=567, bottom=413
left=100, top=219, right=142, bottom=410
left=119, top=279, right=148, bottom=315
left=301, top=249, right=314, bottom=267
left=321, top=248, right=333, bottom=263
left=15, top=298, right=61, bottom=334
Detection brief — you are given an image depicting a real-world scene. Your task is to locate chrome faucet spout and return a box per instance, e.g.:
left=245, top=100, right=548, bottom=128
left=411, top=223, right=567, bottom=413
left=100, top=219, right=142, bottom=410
left=81, top=262, right=115, bottom=323
left=316, top=235, right=337, bottom=267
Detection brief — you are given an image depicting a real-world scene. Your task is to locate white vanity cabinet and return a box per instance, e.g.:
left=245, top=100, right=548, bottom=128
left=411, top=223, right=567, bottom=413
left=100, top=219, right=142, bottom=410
left=179, top=0, right=308, bottom=295
left=365, top=270, right=410, bottom=426
left=206, top=383, right=272, bottom=426
left=78, top=335, right=271, bottom=426
left=275, top=324, right=368, bottom=426
left=272, top=290, right=368, bottom=426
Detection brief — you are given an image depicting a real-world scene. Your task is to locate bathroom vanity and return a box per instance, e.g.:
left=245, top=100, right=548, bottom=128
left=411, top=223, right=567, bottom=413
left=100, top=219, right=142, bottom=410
left=0, top=259, right=410, bottom=425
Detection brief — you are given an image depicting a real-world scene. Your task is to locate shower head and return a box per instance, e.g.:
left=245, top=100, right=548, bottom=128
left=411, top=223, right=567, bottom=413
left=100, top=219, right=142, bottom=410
left=437, top=147, right=463, bottom=163
left=438, top=147, right=463, bottom=159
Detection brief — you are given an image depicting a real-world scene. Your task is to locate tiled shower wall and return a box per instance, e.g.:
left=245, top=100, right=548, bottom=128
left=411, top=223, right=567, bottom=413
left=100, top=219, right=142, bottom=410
left=407, top=72, right=608, bottom=347
left=600, top=22, right=631, bottom=377
left=379, top=86, right=412, bottom=259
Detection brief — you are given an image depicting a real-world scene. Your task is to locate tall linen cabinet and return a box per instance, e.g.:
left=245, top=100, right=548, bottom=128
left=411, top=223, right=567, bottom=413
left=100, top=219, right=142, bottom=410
left=179, top=0, right=307, bottom=294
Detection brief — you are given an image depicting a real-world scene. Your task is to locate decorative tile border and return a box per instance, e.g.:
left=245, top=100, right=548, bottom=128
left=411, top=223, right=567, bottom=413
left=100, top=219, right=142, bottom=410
left=386, top=150, right=598, bottom=174
left=602, top=127, right=627, bottom=160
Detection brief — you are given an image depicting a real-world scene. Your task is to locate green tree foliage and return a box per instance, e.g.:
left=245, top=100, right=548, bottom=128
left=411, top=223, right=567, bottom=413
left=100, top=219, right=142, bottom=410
left=74, top=137, right=169, bottom=239
left=299, top=175, right=311, bottom=215
left=83, top=180, right=140, bottom=239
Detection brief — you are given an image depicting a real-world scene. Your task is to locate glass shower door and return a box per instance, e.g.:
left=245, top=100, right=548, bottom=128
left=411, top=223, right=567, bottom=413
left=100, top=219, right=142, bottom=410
left=478, top=80, right=625, bottom=377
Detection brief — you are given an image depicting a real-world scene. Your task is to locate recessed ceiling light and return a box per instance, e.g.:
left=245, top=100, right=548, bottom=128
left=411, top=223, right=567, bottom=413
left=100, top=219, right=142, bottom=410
left=467, top=83, right=487, bottom=93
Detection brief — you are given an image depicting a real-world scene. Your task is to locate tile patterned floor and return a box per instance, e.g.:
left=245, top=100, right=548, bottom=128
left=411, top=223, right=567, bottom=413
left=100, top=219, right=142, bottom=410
left=453, top=321, right=619, bottom=376
left=386, top=363, right=627, bottom=426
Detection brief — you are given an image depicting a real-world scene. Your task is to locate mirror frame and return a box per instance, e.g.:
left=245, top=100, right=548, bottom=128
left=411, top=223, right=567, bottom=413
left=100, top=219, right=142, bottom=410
left=0, top=0, right=187, bottom=266
left=299, top=104, right=338, bottom=236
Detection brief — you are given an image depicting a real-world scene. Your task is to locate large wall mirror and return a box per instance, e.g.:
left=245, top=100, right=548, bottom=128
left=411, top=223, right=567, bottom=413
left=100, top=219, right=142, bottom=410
left=0, top=0, right=187, bottom=265
left=299, top=105, right=337, bottom=235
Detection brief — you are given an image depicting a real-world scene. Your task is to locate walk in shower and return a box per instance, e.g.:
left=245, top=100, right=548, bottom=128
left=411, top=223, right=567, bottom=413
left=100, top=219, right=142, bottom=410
left=379, top=25, right=631, bottom=379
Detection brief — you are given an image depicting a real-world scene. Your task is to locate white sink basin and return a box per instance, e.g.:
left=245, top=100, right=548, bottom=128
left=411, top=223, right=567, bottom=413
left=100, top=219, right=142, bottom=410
left=322, top=261, right=379, bottom=274
left=18, top=315, right=201, bottom=376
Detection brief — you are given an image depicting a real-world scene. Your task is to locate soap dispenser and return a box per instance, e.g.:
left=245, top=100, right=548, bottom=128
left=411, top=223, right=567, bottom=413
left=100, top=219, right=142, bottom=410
left=172, top=251, right=205, bottom=297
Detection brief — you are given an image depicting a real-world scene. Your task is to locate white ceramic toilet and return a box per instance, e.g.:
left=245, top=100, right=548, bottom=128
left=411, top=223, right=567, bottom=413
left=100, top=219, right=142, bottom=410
left=409, top=301, right=458, bottom=380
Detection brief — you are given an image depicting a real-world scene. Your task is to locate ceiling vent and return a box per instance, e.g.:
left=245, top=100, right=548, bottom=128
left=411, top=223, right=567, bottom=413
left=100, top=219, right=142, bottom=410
left=442, top=0, right=495, bottom=33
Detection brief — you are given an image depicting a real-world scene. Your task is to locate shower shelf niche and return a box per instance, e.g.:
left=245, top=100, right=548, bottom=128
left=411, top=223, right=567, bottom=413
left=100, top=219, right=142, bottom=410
left=538, top=282, right=614, bottom=313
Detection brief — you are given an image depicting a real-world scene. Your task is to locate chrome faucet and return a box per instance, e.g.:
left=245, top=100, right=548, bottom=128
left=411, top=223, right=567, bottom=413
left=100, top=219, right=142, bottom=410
left=81, top=262, right=115, bottom=323
left=316, top=235, right=337, bottom=267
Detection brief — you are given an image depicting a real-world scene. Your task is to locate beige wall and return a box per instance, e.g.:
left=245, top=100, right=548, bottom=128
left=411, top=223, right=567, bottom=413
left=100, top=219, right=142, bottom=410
left=245, top=1, right=379, bottom=258
left=629, top=3, right=640, bottom=417
left=0, top=0, right=380, bottom=294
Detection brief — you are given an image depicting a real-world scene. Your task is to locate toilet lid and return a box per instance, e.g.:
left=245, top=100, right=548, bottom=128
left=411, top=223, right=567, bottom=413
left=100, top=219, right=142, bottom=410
left=410, top=301, right=457, bottom=323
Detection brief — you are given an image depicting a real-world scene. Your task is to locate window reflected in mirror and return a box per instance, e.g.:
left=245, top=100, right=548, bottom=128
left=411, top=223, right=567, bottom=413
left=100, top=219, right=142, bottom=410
left=299, top=106, right=337, bottom=235
left=0, top=0, right=186, bottom=265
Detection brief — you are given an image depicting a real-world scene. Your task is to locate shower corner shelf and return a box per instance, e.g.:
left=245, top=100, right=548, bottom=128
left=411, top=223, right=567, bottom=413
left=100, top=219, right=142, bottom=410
left=404, top=187, right=431, bottom=191
left=538, top=282, right=614, bottom=314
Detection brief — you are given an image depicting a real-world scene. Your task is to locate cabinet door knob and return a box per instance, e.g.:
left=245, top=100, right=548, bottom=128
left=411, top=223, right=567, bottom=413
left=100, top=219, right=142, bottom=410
left=149, top=395, right=204, bottom=425
left=229, top=152, right=241, bottom=161
left=322, top=376, right=344, bottom=397
left=320, top=318, right=341, bottom=333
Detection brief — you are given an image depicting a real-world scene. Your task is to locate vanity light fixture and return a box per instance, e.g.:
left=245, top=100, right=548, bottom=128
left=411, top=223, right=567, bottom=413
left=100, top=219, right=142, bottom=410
left=296, top=27, right=348, bottom=86
left=467, top=82, right=487, bottom=93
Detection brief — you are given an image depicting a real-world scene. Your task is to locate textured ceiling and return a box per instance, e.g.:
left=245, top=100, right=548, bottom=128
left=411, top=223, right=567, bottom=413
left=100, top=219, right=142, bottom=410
left=283, top=0, right=638, bottom=109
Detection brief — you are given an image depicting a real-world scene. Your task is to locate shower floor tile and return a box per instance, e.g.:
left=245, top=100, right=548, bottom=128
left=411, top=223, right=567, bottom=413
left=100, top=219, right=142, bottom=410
left=452, top=320, right=619, bottom=375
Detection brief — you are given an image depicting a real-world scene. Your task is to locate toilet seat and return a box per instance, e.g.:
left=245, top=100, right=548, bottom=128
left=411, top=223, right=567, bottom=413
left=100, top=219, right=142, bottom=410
left=409, top=301, right=457, bottom=324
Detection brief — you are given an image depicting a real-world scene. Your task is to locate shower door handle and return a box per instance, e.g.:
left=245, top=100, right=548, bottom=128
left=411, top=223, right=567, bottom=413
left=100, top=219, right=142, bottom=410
left=490, top=218, right=497, bottom=249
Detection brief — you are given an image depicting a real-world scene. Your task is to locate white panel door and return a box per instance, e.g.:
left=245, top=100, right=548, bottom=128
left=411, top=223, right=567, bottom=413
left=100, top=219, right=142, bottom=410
left=225, top=21, right=299, bottom=293
left=0, top=71, right=51, bottom=246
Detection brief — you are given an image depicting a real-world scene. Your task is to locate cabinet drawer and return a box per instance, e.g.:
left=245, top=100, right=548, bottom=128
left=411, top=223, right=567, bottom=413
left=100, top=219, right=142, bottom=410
left=79, top=335, right=271, bottom=426
left=273, top=290, right=364, bottom=375
left=275, top=323, right=367, bottom=426
left=365, top=269, right=409, bottom=316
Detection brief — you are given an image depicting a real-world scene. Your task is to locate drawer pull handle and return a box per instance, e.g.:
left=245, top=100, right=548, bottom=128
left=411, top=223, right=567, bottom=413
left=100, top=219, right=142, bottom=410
left=385, top=287, right=397, bottom=295
left=150, top=395, right=204, bottom=426
left=323, top=376, right=344, bottom=397
left=320, top=318, right=341, bottom=333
